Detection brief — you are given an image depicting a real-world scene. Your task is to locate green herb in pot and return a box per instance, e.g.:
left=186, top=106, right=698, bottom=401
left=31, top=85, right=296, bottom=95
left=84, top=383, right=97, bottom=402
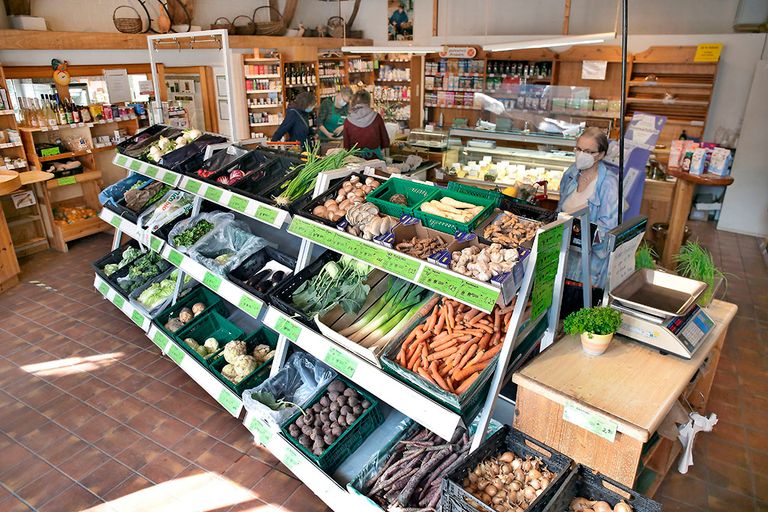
left=675, top=241, right=724, bottom=305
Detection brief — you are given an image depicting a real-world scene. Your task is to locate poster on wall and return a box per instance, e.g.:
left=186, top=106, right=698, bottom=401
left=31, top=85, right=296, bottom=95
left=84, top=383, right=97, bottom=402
left=388, top=0, right=413, bottom=41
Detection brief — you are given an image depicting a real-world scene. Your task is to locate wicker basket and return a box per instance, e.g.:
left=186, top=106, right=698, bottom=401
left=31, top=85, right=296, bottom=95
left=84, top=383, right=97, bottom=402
left=327, top=16, right=345, bottom=38
left=253, top=6, right=286, bottom=36
left=113, top=5, right=143, bottom=34
left=233, top=14, right=256, bottom=35
left=210, top=16, right=235, bottom=34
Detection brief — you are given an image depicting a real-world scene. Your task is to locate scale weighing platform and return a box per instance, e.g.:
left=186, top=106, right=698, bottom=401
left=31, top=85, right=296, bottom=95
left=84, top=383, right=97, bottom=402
left=609, top=269, right=715, bottom=359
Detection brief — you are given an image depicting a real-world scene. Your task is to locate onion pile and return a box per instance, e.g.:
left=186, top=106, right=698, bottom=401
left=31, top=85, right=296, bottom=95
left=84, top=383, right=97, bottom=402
left=461, top=451, right=554, bottom=512
left=311, top=175, right=381, bottom=223
left=570, top=498, right=633, bottom=512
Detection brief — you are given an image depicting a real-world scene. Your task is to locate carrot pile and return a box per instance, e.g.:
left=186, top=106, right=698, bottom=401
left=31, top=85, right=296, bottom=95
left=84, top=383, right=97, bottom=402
left=395, top=298, right=515, bottom=395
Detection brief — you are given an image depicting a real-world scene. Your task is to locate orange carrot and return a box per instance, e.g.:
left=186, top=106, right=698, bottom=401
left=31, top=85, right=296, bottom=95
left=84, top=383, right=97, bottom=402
left=416, top=329, right=433, bottom=344
left=490, top=330, right=502, bottom=348
left=429, top=361, right=449, bottom=390
left=463, top=308, right=482, bottom=324
left=425, top=306, right=439, bottom=332
left=456, top=344, right=478, bottom=370
left=434, top=308, right=446, bottom=334
left=432, top=335, right=470, bottom=353
left=454, top=363, right=486, bottom=382
left=477, top=343, right=502, bottom=363
left=456, top=372, right=480, bottom=394
left=504, top=310, right=513, bottom=331
left=475, top=323, right=494, bottom=334
left=446, top=303, right=455, bottom=329
left=421, top=344, right=429, bottom=368
left=427, top=345, right=460, bottom=361
left=417, top=367, right=436, bottom=384
left=478, top=332, right=492, bottom=350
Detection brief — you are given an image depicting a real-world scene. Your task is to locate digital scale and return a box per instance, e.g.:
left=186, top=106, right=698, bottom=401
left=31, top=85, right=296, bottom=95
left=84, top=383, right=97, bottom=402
left=608, top=269, right=715, bottom=359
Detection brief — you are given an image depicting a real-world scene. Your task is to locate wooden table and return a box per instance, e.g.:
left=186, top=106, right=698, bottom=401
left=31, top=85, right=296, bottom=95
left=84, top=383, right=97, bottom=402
left=661, top=170, right=733, bottom=267
left=512, top=300, right=737, bottom=495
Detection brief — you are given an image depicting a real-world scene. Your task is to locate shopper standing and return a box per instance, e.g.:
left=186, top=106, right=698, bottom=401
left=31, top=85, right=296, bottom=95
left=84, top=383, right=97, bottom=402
left=318, top=87, right=353, bottom=142
left=342, top=90, right=390, bottom=159
left=557, top=126, right=619, bottom=315
left=271, top=92, right=316, bottom=149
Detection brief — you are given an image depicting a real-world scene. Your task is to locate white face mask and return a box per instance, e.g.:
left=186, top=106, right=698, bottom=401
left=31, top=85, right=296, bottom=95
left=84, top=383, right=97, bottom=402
left=575, top=151, right=596, bottom=171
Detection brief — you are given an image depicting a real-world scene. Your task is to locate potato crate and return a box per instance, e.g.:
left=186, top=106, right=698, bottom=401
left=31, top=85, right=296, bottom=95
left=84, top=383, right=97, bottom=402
left=174, top=310, right=245, bottom=367
left=441, top=426, right=573, bottom=512
left=366, top=177, right=439, bottom=219
left=295, top=173, right=368, bottom=228
left=544, top=464, right=661, bottom=512
left=415, top=188, right=496, bottom=235
left=209, top=328, right=279, bottom=395
left=280, top=377, right=384, bottom=473
left=153, top=285, right=227, bottom=341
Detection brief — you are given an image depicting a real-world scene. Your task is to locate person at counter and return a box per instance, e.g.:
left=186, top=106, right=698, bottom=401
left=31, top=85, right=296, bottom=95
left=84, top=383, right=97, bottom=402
left=342, top=90, right=390, bottom=159
left=558, top=126, right=619, bottom=316
left=318, top=87, right=352, bottom=142
left=271, top=91, right=316, bottom=149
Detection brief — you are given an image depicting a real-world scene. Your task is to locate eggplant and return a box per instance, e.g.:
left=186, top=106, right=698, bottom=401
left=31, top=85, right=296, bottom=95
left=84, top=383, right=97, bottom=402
left=246, top=269, right=271, bottom=288
left=270, top=271, right=285, bottom=284
left=256, top=280, right=272, bottom=293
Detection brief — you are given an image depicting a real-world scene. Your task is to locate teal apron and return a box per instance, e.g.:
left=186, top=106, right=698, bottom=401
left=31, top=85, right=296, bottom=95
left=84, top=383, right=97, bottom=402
left=321, top=102, right=346, bottom=141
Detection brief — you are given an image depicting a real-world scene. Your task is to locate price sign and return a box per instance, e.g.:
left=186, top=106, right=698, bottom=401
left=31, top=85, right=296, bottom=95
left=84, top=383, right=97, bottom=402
left=129, top=159, right=142, bottom=171
left=113, top=294, right=125, bottom=308
left=150, top=237, right=162, bottom=252
left=109, top=216, right=122, bottom=228
left=168, top=344, right=186, bottom=365
left=203, top=186, right=224, bottom=203
left=417, top=266, right=499, bottom=312
left=228, top=195, right=249, bottom=213
left=238, top=294, right=263, bottom=319
left=167, top=249, right=184, bottom=267
left=145, top=166, right=159, bottom=178
left=160, top=171, right=178, bottom=186
left=248, top=417, right=273, bottom=445
left=116, top=155, right=128, bottom=166
left=255, top=206, right=278, bottom=225
left=152, top=330, right=169, bottom=351
left=97, top=282, right=108, bottom=295
left=202, top=272, right=222, bottom=291
left=131, top=310, right=145, bottom=326
left=563, top=401, right=618, bottom=442
left=282, top=446, right=301, bottom=469
left=275, top=316, right=301, bottom=342
left=530, top=225, right=564, bottom=319
left=184, top=179, right=202, bottom=194
left=57, top=176, right=77, bottom=186
left=324, top=347, right=358, bottom=378
left=217, top=389, right=241, bottom=416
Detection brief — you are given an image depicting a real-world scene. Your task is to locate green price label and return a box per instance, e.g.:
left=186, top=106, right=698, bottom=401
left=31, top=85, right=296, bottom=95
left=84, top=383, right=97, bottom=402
left=248, top=417, right=273, bottom=445
left=184, top=179, right=202, bottom=194
left=217, top=389, right=241, bottom=416
left=57, top=176, right=77, bottom=186
left=116, top=155, right=128, bottom=166
left=228, top=195, right=249, bottom=213
left=168, top=344, right=186, bottom=365
left=282, top=446, right=301, bottom=469
left=530, top=225, right=564, bottom=319
left=202, top=272, right=222, bottom=291
left=238, top=294, right=263, bottom=319
left=109, top=215, right=122, bottom=228
left=417, top=266, right=499, bottom=312
left=97, top=283, right=108, bottom=295
left=152, top=330, right=169, bottom=350
left=255, top=206, right=278, bottom=225
left=131, top=310, right=145, bottom=326
left=150, top=237, right=162, bottom=252
left=167, top=249, right=183, bottom=267
left=275, top=316, right=301, bottom=342
left=563, top=401, right=617, bottom=442
left=145, top=166, right=158, bottom=178
left=161, top=172, right=177, bottom=186
left=113, top=294, right=125, bottom=308
left=203, top=186, right=224, bottom=203
left=324, top=347, right=358, bottom=378
left=129, top=159, right=142, bottom=171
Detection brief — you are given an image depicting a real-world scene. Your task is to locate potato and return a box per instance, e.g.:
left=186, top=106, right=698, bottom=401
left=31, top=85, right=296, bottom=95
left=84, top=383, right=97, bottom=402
left=324, top=199, right=336, bottom=208
left=319, top=396, right=330, bottom=407
left=343, top=388, right=357, bottom=397
left=340, top=405, right=351, bottom=416
left=361, top=400, right=371, bottom=409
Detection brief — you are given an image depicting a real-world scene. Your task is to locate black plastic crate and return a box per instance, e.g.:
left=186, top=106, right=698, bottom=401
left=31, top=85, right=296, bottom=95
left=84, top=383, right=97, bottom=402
left=158, top=134, right=228, bottom=174
left=117, top=126, right=182, bottom=160
left=441, top=426, right=573, bottom=512
left=92, top=240, right=144, bottom=296
left=228, top=246, right=297, bottom=304
left=498, top=195, right=558, bottom=224
left=296, top=173, right=368, bottom=228
left=116, top=124, right=167, bottom=154
left=544, top=465, right=661, bottom=512
left=231, top=156, right=298, bottom=206
left=183, top=145, right=250, bottom=178
left=269, top=250, right=339, bottom=326
left=109, top=181, right=172, bottom=225
left=193, top=150, right=272, bottom=188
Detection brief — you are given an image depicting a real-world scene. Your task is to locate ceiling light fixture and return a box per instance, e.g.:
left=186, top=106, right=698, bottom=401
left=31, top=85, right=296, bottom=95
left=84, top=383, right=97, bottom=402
left=482, top=32, right=616, bottom=52
left=341, top=45, right=444, bottom=54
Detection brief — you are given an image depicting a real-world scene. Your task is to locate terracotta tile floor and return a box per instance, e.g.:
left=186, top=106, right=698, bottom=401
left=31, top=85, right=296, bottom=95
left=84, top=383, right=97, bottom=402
left=0, top=222, right=765, bottom=511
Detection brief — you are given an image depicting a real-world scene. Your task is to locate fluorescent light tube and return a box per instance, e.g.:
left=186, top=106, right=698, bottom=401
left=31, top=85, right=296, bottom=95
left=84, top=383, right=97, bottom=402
left=483, top=32, right=615, bottom=52
left=342, top=45, right=443, bottom=54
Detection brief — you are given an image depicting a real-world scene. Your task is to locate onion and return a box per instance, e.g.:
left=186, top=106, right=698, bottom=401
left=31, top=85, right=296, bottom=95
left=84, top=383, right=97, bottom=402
left=499, top=451, right=516, bottom=463
left=514, top=469, right=525, bottom=482
left=510, top=481, right=522, bottom=491
left=529, top=479, right=541, bottom=490
left=522, top=459, right=533, bottom=472
left=527, top=469, right=542, bottom=481
left=592, top=501, right=612, bottom=512
left=613, top=501, right=633, bottom=512
left=486, top=484, right=498, bottom=497
left=350, top=175, right=360, bottom=183
left=570, top=497, right=596, bottom=511
left=539, top=477, right=550, bottom=490
left=511, top=459, right=522, bottom=471
left=324, top=199, right=336, bottom=207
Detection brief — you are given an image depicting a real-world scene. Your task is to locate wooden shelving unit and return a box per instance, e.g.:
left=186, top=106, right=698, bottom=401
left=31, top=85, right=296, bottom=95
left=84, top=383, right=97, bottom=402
left=372, top=53, right=415, bottom=128
left=243, top=55, right=284, bottom=138
left=317, top=56, right=346, bottom=100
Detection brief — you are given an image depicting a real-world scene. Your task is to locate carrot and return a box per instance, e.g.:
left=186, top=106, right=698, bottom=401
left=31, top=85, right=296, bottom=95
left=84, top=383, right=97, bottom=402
left=477, top=343, right=502, bottom=363
left=490, top=330, right=502, bottom=348
left=453, top=363, right=486, bottom=382
left=429, top=361, right=449, bottom=391
left=416, top=329, right=433, bottom=344
left=478, top=332, right=492, bottom=350
left=438, top=362, right=451, bottom=377
left=446, top=303, right=455, bottom=329
left=463, top=308, right=482, bottom=324
left=406, top=344, right=422, bottom=370
left=494, top=309, right=501, bottom=332
left=417, top=367, right=436, bottom=385
left=425, top=306, right=439, bottom=332
left=504, top=310, right=513, bottom=331
left=448, top=339, right=473, bottom=367
left=406, top=337, right=422, bottom=360
left=403, top=328, right=420, bottom=346
left=421, top=344, right=429, bottom=368
left=434, top=308, right=446, bottom=334
left=475, top=323, right=494, bottom=334
left=427, top=345, right=460, bottom=361
left=456, top=344, right=478, bottom=370
left=429, top=332, right=462, bottom=349
left=456, top=372, right=480, bottom=394
left=432, top=334, right=471, bottom=353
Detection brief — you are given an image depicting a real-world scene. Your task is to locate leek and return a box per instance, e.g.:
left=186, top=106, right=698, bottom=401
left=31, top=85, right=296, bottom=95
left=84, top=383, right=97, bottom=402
left=339, top=277, right=407, bottom=337
left=348, top=282, right=422, bottom=343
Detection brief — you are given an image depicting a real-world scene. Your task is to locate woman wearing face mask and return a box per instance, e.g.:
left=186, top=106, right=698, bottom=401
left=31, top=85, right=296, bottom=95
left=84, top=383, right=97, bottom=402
left=557, top=126, right=619, bottom=316
left=271, top=92, right=316, bottom=149
left=318, top=87, right=352, bottom=143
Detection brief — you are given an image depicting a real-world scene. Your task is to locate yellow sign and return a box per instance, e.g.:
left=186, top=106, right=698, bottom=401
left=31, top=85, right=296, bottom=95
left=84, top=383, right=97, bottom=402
left=694, top=43, right=722, bottom=63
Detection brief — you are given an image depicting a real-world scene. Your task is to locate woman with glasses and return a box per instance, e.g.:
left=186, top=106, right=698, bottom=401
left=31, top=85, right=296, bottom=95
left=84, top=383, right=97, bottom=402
left=558, top=126, right=619, bottom=316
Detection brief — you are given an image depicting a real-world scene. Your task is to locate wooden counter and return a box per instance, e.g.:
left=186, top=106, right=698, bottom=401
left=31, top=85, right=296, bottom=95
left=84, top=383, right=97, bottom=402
left=512, top=300, right=737, bottom=494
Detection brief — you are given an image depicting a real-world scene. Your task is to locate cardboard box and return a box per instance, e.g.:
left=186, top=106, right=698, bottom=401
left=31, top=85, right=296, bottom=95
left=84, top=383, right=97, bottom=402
left=9, top=16, right=47, bottom=31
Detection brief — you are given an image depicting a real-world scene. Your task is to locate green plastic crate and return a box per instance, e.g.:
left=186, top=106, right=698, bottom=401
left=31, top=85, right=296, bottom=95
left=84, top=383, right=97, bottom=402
left=175, top=310, right=244, bottom=367
left=366, top=177, right=439, bottom=219
left=209, top=328, right=279, bottom=394
left=154, top=285, right=227, bottom=341
left=447, top=182, right=502, bottom=207
left=415, top=188, right=496, bottom=235
left=281, top=377, right=384, bottom=473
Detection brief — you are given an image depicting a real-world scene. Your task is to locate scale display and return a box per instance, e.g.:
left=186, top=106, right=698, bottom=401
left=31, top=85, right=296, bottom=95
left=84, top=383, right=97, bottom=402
left=666, top=306, right=714, bottom=352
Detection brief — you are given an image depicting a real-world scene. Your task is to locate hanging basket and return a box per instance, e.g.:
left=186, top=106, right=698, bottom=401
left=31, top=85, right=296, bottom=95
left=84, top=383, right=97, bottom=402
left=113, top=5, right=143, bottom=34
left=327, top=16, right=346, bottom=38
left=253, top=6, right=286, bottom=36
left=210, top=16, right=235, bottom=34
left=233, top=14, right=256, bottom=35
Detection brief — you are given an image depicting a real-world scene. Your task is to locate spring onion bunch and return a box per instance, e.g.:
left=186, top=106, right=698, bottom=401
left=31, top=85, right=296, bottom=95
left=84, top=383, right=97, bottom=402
left=273, top=145, right=360, bottom=206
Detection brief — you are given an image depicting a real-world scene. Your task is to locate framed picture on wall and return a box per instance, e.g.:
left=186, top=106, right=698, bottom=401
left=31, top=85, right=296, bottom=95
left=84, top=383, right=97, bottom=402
left=388, top=0, right=413, bottom=41
left=218, top=99, right=229, bottom=121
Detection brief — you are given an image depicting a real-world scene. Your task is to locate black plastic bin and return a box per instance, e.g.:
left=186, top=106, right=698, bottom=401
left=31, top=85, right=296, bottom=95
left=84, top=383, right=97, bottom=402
left=268, top=250, right=339, bottom=325
left=92, top=240, right=144, bottom=295
left=228, top=246, right=297, bottom=304
left=193, top=150, right=272, bottom=188
left=159, top=134, right=228, bottom=174
left=184, top=145, right=250, bottom=178
left=230, top=156, right=298, bottom=206
left=117, top=125, right=182, bottom=160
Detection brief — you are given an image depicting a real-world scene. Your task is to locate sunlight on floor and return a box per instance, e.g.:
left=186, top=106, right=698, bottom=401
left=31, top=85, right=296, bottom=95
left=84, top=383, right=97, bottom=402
left=82, top=472, right=268, bottom=512
left=20, top=352, right=124, bottom=377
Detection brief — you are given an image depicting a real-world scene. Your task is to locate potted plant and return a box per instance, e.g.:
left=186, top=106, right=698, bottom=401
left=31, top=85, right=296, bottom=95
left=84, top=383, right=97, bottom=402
left=675, top=241, right=724, bottom=306
left=563, top=307, right=623, bottom=356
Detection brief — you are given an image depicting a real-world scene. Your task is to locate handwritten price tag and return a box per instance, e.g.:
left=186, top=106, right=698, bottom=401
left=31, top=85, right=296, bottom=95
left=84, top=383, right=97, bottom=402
left=248, top=417, right=273, bottom=445
left=152, top=330, right=170, bottom=351
left=202, top=272, right=222, bottom=292
left=563, top=401, right=617, bottom=442
left=228, top=195, right=249, bottom=213
left=129, top=159, right=142, bottom=171
left=238, top=294, right=263, bottom=319
left=217, top=389, right=241, bottom=416
left=113, top=294, right=125, bottom=308
left=275, top=316, right=301, bottom=342
left=282, top=446, right=301, bottom=469
left=168, top=344, right=186, bottom=365
left=150, top=237, right=162, bottom=252
left=167, top=249, right=183, bottom=267
left=57, top=176, right=77, bottom=186
left=324, top=347, right=358, bottom=378
left=131, top=310, right=145, bottom=326
left=184, top=179, right=202, bottom=194
left=203, top=186, right=224, bottom=203
left=255, top=206, right=278, bottom=225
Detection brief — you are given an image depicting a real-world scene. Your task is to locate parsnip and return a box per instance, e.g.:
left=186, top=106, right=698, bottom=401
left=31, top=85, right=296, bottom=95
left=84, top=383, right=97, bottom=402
left=440, top=197, right=477, bottom=209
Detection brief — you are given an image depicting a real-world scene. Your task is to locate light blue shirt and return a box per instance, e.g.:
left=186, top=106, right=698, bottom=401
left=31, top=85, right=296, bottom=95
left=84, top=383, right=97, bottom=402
left=557, top=161, right=619, bottom=288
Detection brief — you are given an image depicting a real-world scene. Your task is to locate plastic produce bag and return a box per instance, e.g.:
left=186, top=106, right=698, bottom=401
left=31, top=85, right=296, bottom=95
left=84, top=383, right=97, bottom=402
left=167, top=211, right=234, bottom=253
left=138, top=189, right=194, bottom=233
left=98, top=173, right=147, bottom=206
left=242, top=352, right=337, bottom=430
left=188, top=221, right=269, bottom=275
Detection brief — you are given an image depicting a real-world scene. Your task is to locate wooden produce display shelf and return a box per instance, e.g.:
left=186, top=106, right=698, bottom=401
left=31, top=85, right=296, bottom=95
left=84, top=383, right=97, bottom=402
left=54, top=214, right=109, bottom=243
left=46, top=170, right=102, bottom=189
left=39, top=149, right=92, bottom=162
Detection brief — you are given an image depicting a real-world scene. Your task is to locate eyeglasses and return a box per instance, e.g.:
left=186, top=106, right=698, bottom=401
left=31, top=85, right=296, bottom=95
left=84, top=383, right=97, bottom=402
left=575, top=147, right=601, bottom=155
